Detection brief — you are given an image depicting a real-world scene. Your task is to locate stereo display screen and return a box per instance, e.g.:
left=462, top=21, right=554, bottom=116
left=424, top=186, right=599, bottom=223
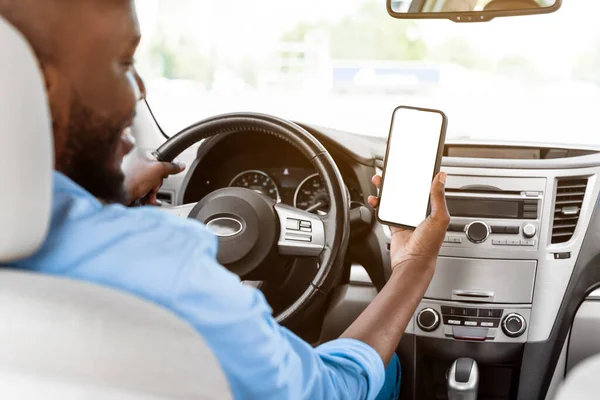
left=447, top=198, right=520, bottom=219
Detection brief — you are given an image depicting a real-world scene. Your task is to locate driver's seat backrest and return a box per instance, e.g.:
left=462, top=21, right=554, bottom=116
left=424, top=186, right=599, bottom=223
left=0, top=15, right=231, bottom=399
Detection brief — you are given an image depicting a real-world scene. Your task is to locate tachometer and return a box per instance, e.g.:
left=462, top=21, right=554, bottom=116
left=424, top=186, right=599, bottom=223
left=229, top=170, right=280, bottom=202
left=294, top=173, right=329, bottom=214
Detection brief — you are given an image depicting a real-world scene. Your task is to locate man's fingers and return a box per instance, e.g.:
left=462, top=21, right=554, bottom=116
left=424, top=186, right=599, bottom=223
left=369, top=175, right=382, bottom=209
left=161, top=161, right=186, bottom=178
left=368, top=195, right=379, bottom=208
left=147, top=191, right=158, bottom=206
left=371, top=175, right=382, bottom=189
left=429, top=172, right=450, bottom=227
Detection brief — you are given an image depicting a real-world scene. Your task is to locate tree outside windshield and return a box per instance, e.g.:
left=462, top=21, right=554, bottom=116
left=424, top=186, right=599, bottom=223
left=136, top=0, right=600, bottom=147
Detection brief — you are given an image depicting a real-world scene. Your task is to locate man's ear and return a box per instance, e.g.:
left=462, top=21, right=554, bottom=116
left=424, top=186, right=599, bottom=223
left=40, top=63, right=62, bottom=104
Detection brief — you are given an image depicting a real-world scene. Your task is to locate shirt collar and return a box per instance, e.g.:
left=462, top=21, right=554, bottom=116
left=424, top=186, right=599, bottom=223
left=53, top=171, right=101, bottom=205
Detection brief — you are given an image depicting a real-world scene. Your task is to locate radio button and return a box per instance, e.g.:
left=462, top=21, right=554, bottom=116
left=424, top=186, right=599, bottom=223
left=491, top=225, right=506, bottom=234
left=506, top=226, right=520, bottom=234
left=478, top=308, right=503, bottom=318
left=465, top=321, right=477, bottom=327
left=492, top=239, right=507, bottom=246
left=448, top=223, right=466, bottom=232
left=462, top=308, right=478, bottom=317
left=521, top=240, right=536, bottom=247
left=449, top=237, right=462, bottom=244
left=507, top=239, right=521, bottom=246
left=417, top=308, right=440, bottom=332
left=466, top=221, right=490, bottom=243
left=523, top=224, right=537, bottom=239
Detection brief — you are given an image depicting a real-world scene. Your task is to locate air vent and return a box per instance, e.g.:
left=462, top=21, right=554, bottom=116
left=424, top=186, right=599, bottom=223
left=552, top=177, right=588, bottom=244
left=156, top=191, right=174, bottom=205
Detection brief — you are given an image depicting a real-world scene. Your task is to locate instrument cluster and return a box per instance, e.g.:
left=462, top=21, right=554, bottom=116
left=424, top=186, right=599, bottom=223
left=228, top=168, right=332, bottom=214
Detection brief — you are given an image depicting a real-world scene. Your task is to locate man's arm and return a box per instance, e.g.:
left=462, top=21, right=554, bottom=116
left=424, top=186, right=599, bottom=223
left=342, top=172, right=449, bottom=365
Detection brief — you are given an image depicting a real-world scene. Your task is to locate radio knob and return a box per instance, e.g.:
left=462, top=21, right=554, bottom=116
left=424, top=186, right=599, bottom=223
left=523, top=224, right=537, bottom=239
left=466, top=221, right=490, bottom=243
left=502, top=313, right=527, bottom=338
left=417, top=308, right=440, bottom=332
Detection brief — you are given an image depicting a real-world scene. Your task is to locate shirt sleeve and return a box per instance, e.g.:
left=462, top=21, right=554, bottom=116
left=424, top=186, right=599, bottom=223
left=164, top=227, right=386, bottom=400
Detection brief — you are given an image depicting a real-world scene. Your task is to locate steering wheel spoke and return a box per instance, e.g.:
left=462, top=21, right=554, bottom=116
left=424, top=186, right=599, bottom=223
left=275, top=204, right=325, bottom=257
left=160, top=203, right=197, bottom=218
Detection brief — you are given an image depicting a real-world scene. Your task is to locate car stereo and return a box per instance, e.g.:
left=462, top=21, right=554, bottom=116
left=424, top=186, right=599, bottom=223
left=440, top=175, right=546, bottom=250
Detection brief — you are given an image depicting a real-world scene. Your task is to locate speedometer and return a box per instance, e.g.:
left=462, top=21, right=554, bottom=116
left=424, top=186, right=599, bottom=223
left=294, top=174, right=330, bottom=214
left=229, top=170, right=281, bottom=202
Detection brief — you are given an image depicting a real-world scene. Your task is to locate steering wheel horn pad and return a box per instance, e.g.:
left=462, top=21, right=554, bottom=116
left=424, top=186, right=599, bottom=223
left=189, top=187, right=278, bottom=278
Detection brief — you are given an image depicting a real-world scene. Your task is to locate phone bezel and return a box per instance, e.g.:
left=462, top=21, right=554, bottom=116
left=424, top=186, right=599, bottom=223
left=376, top=105, right=448, bottom=230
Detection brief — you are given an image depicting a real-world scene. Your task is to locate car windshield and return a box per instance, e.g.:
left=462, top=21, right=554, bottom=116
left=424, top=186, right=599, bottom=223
left=136, top=0, right=600, bottom=147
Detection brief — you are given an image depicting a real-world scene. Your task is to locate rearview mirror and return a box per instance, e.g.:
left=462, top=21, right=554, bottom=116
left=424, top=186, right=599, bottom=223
left=388, top=0, right=561, bottom=22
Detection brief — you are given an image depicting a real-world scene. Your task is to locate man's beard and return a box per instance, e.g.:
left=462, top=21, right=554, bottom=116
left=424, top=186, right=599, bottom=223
left=57, top=97, right=129, bottom=204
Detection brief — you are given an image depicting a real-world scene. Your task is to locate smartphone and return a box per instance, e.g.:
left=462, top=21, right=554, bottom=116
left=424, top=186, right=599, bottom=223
left=377, top=106, right=448, bottom=229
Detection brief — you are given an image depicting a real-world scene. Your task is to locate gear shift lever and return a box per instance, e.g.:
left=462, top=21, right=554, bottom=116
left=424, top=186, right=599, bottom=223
left=447, top=358, right=479, bottom=400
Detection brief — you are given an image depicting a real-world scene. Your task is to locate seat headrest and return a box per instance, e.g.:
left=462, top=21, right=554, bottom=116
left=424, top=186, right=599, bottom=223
left=0, top=16, right=53, bottom=263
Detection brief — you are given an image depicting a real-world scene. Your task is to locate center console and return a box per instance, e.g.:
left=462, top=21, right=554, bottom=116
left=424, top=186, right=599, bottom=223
left=399, top=168, right=597, bottom=400
left=337, top=142, right=600, bottom=400
left=413, top=175, right=544, bottom=344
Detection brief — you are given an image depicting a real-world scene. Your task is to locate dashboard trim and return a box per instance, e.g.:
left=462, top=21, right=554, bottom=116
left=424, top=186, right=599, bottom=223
left=441, top=154, right=600, bottom=170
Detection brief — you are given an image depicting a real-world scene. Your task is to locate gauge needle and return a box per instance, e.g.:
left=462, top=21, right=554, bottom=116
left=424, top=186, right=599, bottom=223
left=305, top=202, right=324, bottom=213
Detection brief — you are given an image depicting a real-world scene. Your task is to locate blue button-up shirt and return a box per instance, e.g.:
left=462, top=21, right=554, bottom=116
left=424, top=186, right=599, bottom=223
left=13, top=172, right=385, bottom=399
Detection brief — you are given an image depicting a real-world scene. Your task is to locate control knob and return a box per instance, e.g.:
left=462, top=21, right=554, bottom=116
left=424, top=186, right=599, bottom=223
left=417, top=308, right=440, bottom=332
left=502, top=313, right=527, bottom=338
left=523, top=223, right=537, bottom=239
left=466, top=221, right=490, bottom=243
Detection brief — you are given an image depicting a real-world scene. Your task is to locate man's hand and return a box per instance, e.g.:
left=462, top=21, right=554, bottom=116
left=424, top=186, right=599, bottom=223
left=368, top=172, right=450, bottom=273
left=123, top=150, right=185, bottom=206
left=341, top=172, right=450, bottom=365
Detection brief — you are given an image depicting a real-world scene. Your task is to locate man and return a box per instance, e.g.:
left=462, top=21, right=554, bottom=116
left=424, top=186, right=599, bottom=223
left=1, top=1, right=450, bottom=399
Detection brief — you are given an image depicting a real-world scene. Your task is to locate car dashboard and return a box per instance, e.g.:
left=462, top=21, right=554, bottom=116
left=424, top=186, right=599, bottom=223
left=180, top=131, right=368, bottom=213
left=159, top=122, right=600, bottom=400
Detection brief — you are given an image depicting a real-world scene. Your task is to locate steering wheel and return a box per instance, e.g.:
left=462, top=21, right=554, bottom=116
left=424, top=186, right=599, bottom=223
left=154, top=113, right=350, bottom=326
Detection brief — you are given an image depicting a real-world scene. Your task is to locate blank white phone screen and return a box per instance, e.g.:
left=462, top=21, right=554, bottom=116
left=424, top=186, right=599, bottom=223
left=378, top=108, right=444, bottom=228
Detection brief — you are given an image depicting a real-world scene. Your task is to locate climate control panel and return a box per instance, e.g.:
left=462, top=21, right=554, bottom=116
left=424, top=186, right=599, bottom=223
left=413, top=301, right=531, bottom=343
